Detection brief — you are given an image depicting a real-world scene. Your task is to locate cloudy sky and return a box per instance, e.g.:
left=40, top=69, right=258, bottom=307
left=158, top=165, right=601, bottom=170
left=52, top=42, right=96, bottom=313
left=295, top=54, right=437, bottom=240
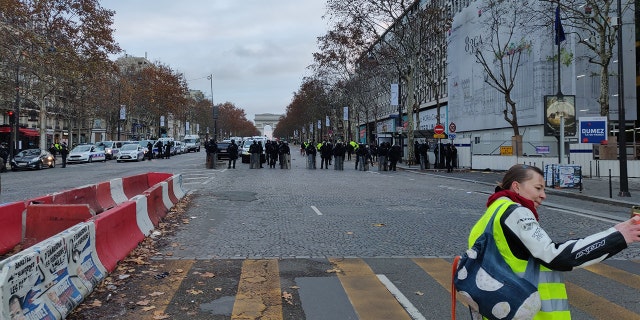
left=101, top=1, right=329, bottom=122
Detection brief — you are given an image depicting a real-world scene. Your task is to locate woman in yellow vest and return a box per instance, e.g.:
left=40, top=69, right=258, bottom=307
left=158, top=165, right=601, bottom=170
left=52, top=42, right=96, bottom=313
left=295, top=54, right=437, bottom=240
left=468, top=164, right=640, bottom=319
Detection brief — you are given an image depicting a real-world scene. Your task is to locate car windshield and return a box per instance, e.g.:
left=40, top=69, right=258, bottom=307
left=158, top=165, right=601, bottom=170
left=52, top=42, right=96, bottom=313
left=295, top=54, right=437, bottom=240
left=121, top=144, right=138, bottom=151
left=73, top=145, right=92, bottom=152
left=18, top=149, right=40, bottom=157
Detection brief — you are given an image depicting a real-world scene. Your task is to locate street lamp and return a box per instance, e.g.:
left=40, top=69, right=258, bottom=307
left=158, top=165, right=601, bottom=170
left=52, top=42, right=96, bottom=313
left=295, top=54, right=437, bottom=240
left=207, top=74, right=218, bottom=141
left=11, top=53, right=21, bottom=160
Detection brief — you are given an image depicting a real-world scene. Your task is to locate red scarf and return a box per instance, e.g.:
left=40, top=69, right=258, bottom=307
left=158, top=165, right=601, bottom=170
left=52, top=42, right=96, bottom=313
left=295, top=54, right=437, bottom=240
left=486, top=190, right=539, bottom=221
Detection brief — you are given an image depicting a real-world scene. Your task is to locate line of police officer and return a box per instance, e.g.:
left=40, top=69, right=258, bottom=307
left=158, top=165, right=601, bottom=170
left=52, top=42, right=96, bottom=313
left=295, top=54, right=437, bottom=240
left=301, top=140, right=404, bottom=172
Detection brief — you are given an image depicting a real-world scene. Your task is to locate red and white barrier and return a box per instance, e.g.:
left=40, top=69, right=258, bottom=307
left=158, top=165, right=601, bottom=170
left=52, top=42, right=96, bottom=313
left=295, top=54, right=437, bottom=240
left=0, top=202, right=26, bottom=255
left=24, top=204, right=93, bottom=248
left=143, top=184, right=169, bottom=227
left=0, top=222, right=107, bottom=320
left=132, top=195, right=154, bottom=236
left=0, top=172, right=187, bottom=319
left=93, top=201, right=145, bottom=273
left=108, top=178, right=128, bottom=205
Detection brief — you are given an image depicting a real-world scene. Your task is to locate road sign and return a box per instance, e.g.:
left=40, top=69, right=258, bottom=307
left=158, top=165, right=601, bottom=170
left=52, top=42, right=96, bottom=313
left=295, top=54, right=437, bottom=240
left=449, top=122, right=457, bottom=133
left=434, top=124, right=445, bottom=135
left=448, top=133, right=456, bottom=140
left=433, top=133, right=446, bottom=139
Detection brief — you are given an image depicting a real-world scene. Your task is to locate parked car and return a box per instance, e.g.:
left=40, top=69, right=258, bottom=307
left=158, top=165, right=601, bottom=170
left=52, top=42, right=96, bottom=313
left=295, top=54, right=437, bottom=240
left=153, top=137, right=176, bottom=157
left=67, top=144, right=106, bottom=163
left=10, top=149, right=55, bottom=170
left=183, top=134, right=201, bottom=152
left=95, top=141, right=120, bottom=160
left=136, top=140, right=155, bottom=158
left=116, top=144, right=146, bottom=162
left=174, top=141, right=185, bottom=154
left=216, top=142, right=231, bottom=160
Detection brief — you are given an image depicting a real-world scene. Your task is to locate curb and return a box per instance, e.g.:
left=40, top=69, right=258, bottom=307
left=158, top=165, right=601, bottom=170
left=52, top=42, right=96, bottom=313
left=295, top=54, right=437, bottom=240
left=398, top=166, right=637, bottom=208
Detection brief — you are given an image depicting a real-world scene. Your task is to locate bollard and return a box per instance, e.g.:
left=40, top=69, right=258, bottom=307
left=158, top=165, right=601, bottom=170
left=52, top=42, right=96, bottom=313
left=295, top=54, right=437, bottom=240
left=589, top=161, right=592, bottom=178
left=609, top=169, right=612, bottom=198
left=578, top=166, right=583, bottom=193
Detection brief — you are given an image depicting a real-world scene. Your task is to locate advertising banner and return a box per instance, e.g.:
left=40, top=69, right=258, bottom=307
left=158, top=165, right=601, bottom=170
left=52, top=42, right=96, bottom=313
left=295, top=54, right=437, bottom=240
left=579, top=117, right=607, bottom=143
left=544, top=95, right=576, bottom=137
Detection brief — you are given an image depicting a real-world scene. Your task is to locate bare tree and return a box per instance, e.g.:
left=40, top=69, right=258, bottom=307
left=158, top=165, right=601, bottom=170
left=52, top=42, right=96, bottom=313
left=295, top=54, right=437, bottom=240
left=320, top=0, right=451, bottom=162
left=538, top=0, right=631, bottom=122
left=472, top=0, right=534, bottom=145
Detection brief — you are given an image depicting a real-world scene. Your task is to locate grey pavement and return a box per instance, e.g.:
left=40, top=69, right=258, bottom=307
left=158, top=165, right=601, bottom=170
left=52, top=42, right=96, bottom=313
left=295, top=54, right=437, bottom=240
left=396, top=162, right=640, bottom=209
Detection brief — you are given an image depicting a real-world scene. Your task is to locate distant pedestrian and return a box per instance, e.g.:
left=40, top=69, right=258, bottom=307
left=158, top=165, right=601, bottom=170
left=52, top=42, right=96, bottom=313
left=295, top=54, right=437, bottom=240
left=164, top=141, right=172, bottom=159
left=60, top=142, right=69, bottom=168
left=445, top=143, right=453, bottom=173
left=388, top=143, right=401, bottom=171
left=146, top=141, right=153, bottom=160
left=267, top=140, right=278, bottom=168
left=0, top=143, right=8, bottom=172
left=249, top=140, right=260, bottom=169
left=433, top=143, right=439, bottom=168
left=278, top=141, right=291, bottom=169
left=377, top=142, right=389, bottom=171
left=305, top=140, right=316, bottom=169
left=155, top=140, right=164, bottom=159
left=320, top=141, right=331, bottom=169
left=451, top=144, right=458, bottom=169
left=227, top=139, right=239, bottom=169
left=332, top=141, right=345, bottom=170
left=419, top=142, right=429, bottom=170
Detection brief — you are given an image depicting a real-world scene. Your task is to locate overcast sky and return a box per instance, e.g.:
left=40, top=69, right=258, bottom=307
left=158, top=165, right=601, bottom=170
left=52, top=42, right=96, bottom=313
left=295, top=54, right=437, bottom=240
left=101, top=1, right=329, bottom=122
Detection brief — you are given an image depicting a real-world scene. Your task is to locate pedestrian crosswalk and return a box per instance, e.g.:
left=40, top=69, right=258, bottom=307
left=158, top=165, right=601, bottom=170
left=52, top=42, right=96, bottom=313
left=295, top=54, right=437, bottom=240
left=91, top=257, right=640, bottom=320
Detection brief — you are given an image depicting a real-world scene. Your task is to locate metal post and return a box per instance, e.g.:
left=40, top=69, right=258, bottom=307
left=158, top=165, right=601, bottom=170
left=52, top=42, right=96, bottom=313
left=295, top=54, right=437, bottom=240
left=609, top=169, right=613, bottom=198
left=11, top=61, right=20, bottom=159
left=616, top=0, right=630, bottom=196
left=398, top=71, right=403, bottom=158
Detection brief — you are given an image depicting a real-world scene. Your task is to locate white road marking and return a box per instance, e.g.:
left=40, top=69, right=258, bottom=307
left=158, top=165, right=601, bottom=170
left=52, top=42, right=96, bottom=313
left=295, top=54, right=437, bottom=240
left=376, top=274, right=426, bottom=320
left=310, top=206, right=323, bottom=215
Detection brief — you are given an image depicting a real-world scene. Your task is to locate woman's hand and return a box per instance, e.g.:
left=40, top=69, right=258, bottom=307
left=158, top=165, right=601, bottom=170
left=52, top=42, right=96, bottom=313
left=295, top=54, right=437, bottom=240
left=614, top=216, right=640, bottom=244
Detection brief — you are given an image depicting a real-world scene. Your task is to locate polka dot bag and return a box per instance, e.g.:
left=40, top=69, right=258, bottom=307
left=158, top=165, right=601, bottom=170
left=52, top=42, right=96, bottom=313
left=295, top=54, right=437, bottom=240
left=453, top=203, right=541, bottom=320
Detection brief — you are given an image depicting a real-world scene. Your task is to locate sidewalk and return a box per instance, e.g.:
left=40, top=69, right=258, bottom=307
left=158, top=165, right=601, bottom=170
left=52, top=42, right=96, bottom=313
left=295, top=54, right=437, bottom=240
left=396, top=162, right=640, bottom=208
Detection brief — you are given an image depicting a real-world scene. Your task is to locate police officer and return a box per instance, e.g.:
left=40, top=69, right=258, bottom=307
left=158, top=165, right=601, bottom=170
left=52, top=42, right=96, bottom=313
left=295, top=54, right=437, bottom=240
left=59, top=142, right=69, bottom=168
left=227, top=139, right=239, bottom=169
left=305, top=140, right=316, bottom=169
left=206, top=139, right=218, bottom=168
left=146, top=141, right=154, bottom=160
left=332, top=140, right=346, bottom=170
left=388, top=143, right=401, bottom=171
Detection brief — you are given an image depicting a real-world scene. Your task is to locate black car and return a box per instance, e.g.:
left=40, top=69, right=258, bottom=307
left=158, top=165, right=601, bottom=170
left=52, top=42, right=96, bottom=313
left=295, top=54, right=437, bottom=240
left=216, top=142, right=231, bottom=160
left=10, top=149, right=56, bottom=170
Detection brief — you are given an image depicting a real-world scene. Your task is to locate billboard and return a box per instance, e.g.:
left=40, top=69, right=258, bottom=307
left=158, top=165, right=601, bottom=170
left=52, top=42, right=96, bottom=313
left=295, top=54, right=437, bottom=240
left=544, top=95, right=576, bottom=137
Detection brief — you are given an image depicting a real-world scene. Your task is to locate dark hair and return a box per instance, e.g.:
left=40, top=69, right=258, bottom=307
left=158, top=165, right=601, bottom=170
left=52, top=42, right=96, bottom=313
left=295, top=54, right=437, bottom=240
left=496, top=164, right=544, bottom=192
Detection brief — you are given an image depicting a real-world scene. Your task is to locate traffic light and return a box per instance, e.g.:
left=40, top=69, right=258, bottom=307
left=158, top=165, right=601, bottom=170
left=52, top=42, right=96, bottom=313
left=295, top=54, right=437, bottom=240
left=6, top=110, right=14, bottom=124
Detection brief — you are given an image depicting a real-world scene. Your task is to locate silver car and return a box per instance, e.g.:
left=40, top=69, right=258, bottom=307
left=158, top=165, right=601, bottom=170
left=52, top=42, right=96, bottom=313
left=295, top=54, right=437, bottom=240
left=116, top=144, right=146, bottom=162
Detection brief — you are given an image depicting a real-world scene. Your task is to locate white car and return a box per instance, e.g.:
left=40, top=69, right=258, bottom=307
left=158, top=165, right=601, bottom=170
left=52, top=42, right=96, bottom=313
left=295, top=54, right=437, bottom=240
left=67, top=144, right=106, bottom=163
left=116, top=144, right=146, bottom=162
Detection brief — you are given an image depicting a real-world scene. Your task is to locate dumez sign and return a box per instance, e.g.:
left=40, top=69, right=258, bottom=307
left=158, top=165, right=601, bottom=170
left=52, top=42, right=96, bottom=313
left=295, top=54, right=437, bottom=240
left=579, top=117, right=607, bottom=143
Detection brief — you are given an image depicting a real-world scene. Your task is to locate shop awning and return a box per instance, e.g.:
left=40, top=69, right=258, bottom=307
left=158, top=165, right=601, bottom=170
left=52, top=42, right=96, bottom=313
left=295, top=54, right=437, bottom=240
left=0, top=127, right=40, bottom=137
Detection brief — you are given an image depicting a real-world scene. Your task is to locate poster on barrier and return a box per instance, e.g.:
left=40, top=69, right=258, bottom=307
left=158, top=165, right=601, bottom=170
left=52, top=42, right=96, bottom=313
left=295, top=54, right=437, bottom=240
left=61, top=223, right=106, bottom=294
left=0, top=249, right=60, bottom=320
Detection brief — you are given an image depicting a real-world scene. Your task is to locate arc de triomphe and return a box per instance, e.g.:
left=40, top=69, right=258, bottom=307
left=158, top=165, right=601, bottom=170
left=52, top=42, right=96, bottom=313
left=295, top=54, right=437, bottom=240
left=254, top=113, right=283, bottom=138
